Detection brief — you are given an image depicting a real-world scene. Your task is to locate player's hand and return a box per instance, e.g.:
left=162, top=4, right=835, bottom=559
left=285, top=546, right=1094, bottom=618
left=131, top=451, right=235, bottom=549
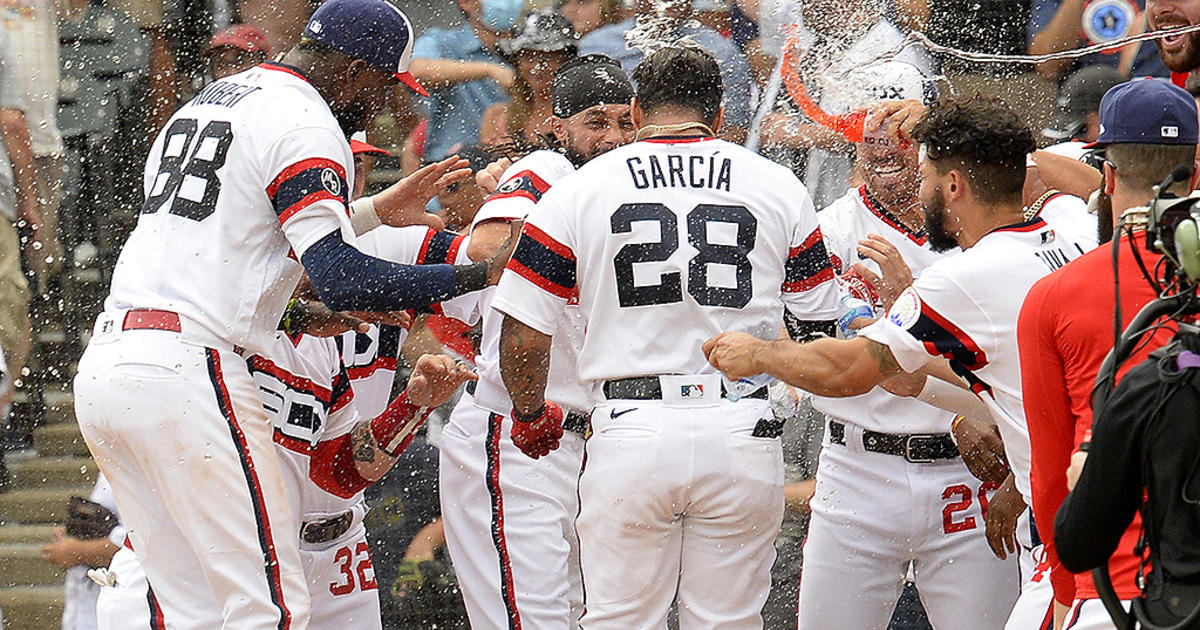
left=1066, top=450, right=1088, bottom=491
left=510, top=401, right=565, bottom=458
left=405, top=354, right=477, bottom=408
left=703, top=332, right=768, bottom=381
left=476, top=157, right=513, bottom=195
left=984, top=474, right=1024, bottom=561
left=855, top=234, right=914, bottom=311
left=784, top=479, right=817, bottom=516
left=372, top=156, right=472, bottom=229
left=865, top=99, right=926, bottom=146
left=485, top=220, right=522, bottom=285
left=953, top=416, right=1010, bottom=485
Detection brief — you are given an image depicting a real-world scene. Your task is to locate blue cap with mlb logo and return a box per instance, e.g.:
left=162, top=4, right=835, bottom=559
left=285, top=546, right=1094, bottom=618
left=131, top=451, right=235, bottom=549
left=304, top=0, right=428, bottom=96
left=1088, top=77, right=1198, bottom=148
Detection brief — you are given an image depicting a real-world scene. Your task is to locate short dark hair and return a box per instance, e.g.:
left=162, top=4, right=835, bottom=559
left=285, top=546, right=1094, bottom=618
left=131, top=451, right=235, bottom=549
left=912, top=96, right=1036, bottom=205
left=1106, top=143, right=1197, bottom=194
left=632, top=45, right=723, bottom=125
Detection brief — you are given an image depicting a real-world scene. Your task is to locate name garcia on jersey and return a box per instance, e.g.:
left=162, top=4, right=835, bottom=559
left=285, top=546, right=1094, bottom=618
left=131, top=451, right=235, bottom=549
left=626, top=154, right=732, bottom=191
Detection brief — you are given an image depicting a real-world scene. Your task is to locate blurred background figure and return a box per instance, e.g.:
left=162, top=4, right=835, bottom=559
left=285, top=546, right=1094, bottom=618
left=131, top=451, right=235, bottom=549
left=407, top=0, right=520, bottom=161
left=481, top=9, right=579, bottom=150
left=1040, top=65, right=1125, bottom=152
left=205, top=23, right=271, bottom=81
left=434, top=144, right=493, bottom=233
left=1029, top=0, right=1168, bottom=82
left=558, top=0, right=625, bottom=37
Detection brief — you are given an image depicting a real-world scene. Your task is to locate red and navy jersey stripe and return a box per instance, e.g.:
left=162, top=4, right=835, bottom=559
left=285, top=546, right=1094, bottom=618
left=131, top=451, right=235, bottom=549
left=266, top=158, right=349, bottom=224
left=784, top=229, right=835, bottom=292
left=486, top=169, right=551, bottom=203
left=416, top=229, right=466, bottom=265
left=329, top=364, right=354, bottom=414
left=990, top=217, right=1048, bottom=235
left=860, top=187, right=926, bottom=246
left=248, top=355, right=333, bottom=407
left=506, top=224, right=577, bottom=299
left=905, top=297, right=990, bottom=373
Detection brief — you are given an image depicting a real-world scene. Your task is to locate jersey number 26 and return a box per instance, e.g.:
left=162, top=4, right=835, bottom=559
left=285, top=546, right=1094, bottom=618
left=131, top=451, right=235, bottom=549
left=612, top=202, right=756, bottom=309
left=142, top=118, right=234, bottom=221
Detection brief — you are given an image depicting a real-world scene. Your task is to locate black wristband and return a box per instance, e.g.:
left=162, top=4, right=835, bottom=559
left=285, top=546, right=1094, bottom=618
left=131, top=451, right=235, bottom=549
left=512, top=404, right=545, bottom=423
left=453, top=261, right=488, bottom=295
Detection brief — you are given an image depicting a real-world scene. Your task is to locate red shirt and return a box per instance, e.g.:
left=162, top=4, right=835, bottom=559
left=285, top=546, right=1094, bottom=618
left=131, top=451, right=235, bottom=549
left=1018, top=233, right=1174, bottom=604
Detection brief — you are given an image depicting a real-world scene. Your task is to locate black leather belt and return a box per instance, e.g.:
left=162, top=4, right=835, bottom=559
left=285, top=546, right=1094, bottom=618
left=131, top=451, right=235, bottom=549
left=467, top=381, right=589, bottom=436
left=603, top=376, right=767, bottom=400
left=828, top=420, right=959, bottom=463
left=301, top=511, right=352, bottom=544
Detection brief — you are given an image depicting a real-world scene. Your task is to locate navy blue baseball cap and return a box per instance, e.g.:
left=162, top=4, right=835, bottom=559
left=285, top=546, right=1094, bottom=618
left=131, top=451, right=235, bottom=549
left=304, top=0, right=428, bottom=96
left=1088, top=77, right=1198, bottom=148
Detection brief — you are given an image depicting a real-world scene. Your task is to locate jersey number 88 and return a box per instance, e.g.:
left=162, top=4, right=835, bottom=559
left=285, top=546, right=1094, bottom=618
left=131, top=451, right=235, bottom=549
left=142, top=117, right=234, bottom=221
left=612, top=202, right=756, bottom=309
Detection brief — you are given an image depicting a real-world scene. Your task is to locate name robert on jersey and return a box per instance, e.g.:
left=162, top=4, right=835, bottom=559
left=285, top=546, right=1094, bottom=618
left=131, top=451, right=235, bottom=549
left=626, top=154, right=732, bottom=191
left=189, top=80, right=262, bottom=109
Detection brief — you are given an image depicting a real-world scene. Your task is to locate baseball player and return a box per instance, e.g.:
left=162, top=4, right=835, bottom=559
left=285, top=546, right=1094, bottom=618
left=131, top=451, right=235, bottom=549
left=704, top=97, right=1095, bottom=629
left=493, top=46, right=839, bottom=629
left=72, top=1, right=507, bottom=626
left=439, top=53, right=635, bottom=630
left=93, top=134, right=480, bottom=630
left=800, top=63, right=1020, bottom=630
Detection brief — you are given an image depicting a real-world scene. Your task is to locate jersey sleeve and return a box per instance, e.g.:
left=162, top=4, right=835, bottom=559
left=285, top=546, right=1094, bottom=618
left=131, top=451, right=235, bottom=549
left=490, top=188, right=577, bottom=335
left=322, top=361, right=359, bottom=441
left=264, top=126, right=355, bottom=258
left=817, top=208, right=855, bottom=275
left=782, top=189, right=839, bottom=320
left=438, top=237, right=482, bottom=325
left=471, top=152, right=575, bottom=229
left=1017, top=273, right=1078, bottom=605
left=354, top=225, right=479, bottom=324
left=859, top=264, right=994, bottom=386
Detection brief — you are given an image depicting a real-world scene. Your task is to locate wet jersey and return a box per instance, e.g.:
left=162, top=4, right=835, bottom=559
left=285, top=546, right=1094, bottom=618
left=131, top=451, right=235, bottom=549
left=107, top=62, right=356, bottom=355
left=860, top=218, right=1094, bottom=501
left=492, top=136, right=840, bottom=382
left=467, top=150, right=597, bottom=414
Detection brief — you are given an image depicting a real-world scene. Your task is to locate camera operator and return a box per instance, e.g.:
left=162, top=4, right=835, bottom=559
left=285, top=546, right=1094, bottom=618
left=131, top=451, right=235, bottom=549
left=1050, top=79, right=1200, bottom=628
left=1021, top=77, right=1200, bottom=628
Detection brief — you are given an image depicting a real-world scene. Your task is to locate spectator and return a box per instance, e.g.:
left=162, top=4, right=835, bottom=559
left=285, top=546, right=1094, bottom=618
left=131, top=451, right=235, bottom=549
left=206, top=23, right=272, bottom=82
left=577, top=0, right=754, bottom=142
left=0, top=0, right=64, bottom=285
left=481, top=10, right=579, bottom=149
left=1029, top=0, right=1169, bottom=82
left=98, top=0, right=178, bottom=134
left=1041, top=65, right=1125, bottom=149
left=558, top=0, right=625, bottom=36
left=408, top=0, right=521, bottom=160
left=0, top=24, right=39, bottom=450
left=43, top=474, right=124, bottom=630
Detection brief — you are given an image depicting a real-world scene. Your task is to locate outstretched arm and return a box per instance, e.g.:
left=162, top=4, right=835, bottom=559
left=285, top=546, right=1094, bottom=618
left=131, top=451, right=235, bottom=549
left=703, top=332, right=901, bottom=397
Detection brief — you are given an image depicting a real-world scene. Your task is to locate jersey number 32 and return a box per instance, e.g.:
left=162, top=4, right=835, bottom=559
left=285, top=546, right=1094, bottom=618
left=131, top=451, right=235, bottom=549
left=612, top=202, right=756, bottom=309
left=142, top=118, right=234, bottom=221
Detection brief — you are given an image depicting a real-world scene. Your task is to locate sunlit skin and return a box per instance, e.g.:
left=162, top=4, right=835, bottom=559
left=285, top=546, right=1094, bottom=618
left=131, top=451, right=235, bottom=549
left=560, top=0, right=606, bottom=35
left=1148, top=0, right=1200, bottom=72
left=859, top=128, right=921, bottom=224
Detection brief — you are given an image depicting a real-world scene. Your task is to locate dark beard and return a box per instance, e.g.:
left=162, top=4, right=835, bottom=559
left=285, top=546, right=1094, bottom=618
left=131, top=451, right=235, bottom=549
left=561, top=145, right=589, bottom=168
left=922, top=191, right=960, bottom=253
left=1157, top=31, right=1200, bottom=73
left=334, top=100, right=369, bottom=137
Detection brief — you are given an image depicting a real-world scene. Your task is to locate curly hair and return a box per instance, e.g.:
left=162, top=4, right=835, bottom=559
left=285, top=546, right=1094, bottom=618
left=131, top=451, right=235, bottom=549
left=911, top=96, right=1035, bottom=205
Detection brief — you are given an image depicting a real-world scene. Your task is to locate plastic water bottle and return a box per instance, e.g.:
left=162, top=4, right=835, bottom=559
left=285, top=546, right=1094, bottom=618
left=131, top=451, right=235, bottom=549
left=837, top=294, right=876, bottom=339
left=723, top=372, right=774, bottom=402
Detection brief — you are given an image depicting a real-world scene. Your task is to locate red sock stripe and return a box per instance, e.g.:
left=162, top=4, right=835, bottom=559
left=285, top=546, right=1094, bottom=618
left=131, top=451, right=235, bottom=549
left=205, top=348, right=293, bottom=630
left=485, top=412, right=523, bottom=630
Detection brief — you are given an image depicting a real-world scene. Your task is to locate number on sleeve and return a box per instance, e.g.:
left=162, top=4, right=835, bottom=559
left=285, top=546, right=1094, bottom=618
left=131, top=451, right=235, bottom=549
left=142, top=118, right=234, bottom=222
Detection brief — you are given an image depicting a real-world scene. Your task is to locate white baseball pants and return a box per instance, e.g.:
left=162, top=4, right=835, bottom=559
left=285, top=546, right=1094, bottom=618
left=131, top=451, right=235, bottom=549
left=440, top=394, right=586, bottom=630
left=577, top=396, right=784, bottom=630
left=76, top=318, right=309, bottom=629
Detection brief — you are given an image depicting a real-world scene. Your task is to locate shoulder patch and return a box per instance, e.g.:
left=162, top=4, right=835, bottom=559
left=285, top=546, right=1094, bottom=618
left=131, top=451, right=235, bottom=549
left=888, top=286, right=922, bottom=330
left=321, top=167, right=343, bottom=196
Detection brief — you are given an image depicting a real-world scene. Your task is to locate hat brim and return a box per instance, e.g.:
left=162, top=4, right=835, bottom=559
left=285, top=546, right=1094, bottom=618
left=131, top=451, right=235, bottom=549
left=350, top=138, right=391, bottom=157
left=395, top=71, right=429, bottom=97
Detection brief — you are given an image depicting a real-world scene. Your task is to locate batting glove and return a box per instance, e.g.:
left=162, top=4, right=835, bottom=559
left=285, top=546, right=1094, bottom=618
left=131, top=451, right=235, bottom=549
left=510, top=402, right=564, bottom=459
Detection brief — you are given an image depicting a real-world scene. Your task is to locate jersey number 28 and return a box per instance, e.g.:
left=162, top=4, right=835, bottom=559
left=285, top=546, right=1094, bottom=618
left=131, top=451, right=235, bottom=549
left=612, top=202, right=756, bottom=308
left=142, top=118, right=234, bottom=221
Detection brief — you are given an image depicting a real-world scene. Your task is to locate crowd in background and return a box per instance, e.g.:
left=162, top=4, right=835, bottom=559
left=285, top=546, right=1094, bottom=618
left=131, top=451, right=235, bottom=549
left=0, top=0, right=1183, bottom=628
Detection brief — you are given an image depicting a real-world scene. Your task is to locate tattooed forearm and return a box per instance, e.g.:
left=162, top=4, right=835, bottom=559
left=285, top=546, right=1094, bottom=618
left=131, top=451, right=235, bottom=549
left=866, top=339, right=900, bottom=375
left=498, top=314, right=552, bottom=414
left=351, top=422, right=378, bottom=464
